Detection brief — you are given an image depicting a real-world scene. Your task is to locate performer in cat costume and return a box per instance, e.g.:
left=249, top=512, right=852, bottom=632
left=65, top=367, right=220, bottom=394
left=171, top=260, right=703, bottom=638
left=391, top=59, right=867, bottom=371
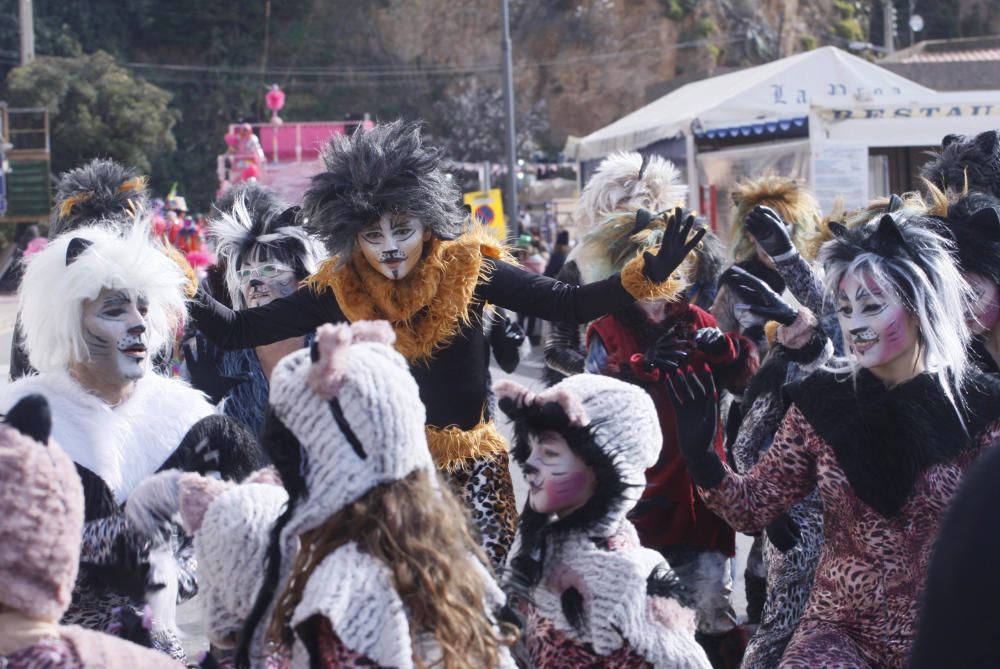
left=668, top=211, right=1000, bottom=667
left=189, top=120, right=703, bottom=568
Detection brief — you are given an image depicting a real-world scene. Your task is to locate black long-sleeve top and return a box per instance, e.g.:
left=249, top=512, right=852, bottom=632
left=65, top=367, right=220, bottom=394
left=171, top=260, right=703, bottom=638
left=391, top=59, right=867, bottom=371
left=190, top=256, right=635, bottom=431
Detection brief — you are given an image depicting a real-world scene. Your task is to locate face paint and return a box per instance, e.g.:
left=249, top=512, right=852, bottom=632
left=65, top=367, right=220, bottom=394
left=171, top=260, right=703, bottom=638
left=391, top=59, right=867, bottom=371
left=522, top=430, right=596, bottom=517
left=964, top=272, right=1000, bottom=335
left=836, top=272, right=918, bottom=370
left=357, top=214, right=430, bottom=280
left=80, top=288, right=150, bottom=384
left=238, top=259, right=297, bottom=308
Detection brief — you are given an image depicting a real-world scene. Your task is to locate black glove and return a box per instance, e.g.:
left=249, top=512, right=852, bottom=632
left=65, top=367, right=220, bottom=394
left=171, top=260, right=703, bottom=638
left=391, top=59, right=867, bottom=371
left=642, top=330, right=689, bottom=374
left=723, top=265, right=798, bottom=326
left=745, top=205, right=794, bottom=258
left=664, top=366, right=726, bottom=488
left=642, top=207, right=706, bottom=284
left=693, top=327, right=730, bottom=357
left=765, top=513, right=801, bottom=552
left=489, top=311, right=526, bottom=374
left=183, top=336, right=250, bottom=404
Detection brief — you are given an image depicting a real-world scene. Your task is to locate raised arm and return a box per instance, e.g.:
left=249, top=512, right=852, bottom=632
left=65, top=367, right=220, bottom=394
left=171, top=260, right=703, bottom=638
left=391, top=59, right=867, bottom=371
left=189, top=284, right=344, bottom=349
left=667, top=367, right=819, bottom=534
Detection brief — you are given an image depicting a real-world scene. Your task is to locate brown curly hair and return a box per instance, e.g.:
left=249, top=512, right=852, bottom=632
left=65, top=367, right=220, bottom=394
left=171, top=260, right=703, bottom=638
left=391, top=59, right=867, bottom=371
left=269, top=468, right=515, bottom=668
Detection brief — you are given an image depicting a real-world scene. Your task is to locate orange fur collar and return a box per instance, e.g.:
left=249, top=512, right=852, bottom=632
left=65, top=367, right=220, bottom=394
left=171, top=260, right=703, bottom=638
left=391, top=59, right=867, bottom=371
left=306, top=228, right=505, bottom=363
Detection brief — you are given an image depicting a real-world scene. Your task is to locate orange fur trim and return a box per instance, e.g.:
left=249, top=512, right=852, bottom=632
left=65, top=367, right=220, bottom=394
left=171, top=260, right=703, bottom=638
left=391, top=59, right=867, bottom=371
left=619, top=250, right=687, bottom=302
left=57, top=192, right=94, bottom=221
left=764, top=320, right=780, bottom=347
left=426, top=420, right=507, bottom=471
left=116, top=176, right=148, bottom=194
left=306, top=230, right=492, bottom=363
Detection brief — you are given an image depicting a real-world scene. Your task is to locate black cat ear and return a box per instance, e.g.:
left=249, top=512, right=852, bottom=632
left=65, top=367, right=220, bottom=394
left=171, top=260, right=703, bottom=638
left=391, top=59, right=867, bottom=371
left=4, top=394, right=51, bottom=444
left=273, top=205, right=301, bottom=228
left=632, top=208, right=653, bottom=235
left=828, top=221, right=849, bottom=239
left=942, top=133, right=963, bottom=149
left=965, top=206, right=1000, bottom=231
left=887, top=194, right=904, bottom=213
left=310, top=341, right=320, bottom=363
left=975, top=131, right=999, bottom=155
left=875, top=214, right=906, bottom=247
left=65, top=237, right=93, bottom=265
left=636, top=153, right=650, bottom=182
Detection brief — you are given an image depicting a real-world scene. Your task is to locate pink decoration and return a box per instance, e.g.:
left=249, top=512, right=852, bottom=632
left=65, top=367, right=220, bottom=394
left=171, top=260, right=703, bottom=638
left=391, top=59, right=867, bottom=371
left=23, top=237, right=48, bottom=259
left=224, top=132, right=239, bottom=148
left=239, top=164, right=259, bottom=181
left=185, top=250, right=215, bottom=268
left=266, top=85, right=286, bottom=112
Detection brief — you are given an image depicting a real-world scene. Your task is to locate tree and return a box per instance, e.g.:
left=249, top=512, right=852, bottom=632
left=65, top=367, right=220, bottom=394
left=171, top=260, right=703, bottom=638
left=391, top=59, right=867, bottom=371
left=4, top=47, right=178, bottom=178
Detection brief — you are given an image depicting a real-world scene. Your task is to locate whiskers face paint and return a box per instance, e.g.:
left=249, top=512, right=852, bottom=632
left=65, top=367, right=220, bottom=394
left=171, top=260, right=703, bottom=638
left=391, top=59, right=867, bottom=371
left=357, top=214, right=430, bottom=280
left=81, top=288, right=151, bottom=383
left=523, top=430, right=596, bottom=517
left=837, top=272, right=918, bottom=370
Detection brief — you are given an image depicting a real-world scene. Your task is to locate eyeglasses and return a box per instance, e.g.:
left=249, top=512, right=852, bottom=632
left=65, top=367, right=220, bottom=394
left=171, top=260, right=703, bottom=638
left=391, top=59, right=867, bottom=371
left=237, top=263, right=293, bottom=282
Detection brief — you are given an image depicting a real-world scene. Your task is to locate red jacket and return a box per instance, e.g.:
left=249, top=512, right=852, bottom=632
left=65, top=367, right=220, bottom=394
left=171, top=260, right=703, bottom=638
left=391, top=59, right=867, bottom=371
left=587, top=303, right=756, bottom=556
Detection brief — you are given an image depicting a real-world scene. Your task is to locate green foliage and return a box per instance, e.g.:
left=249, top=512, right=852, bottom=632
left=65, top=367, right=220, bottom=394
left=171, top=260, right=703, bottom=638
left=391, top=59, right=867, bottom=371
left=5, top=50, right=177, bottom=177
left=833, top=17, right=864, bottom=41
left=799, top=34, right=818, bottom=51
left=695, top=16, right=718, bottom=39
left=659, top=0, right=687, bottom=21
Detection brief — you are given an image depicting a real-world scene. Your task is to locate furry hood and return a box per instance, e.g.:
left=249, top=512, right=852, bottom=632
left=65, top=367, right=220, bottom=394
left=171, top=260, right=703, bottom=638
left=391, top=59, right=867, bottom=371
left=301, top=120, right=466, bottom=262
left=209, top=182, right=322, bottom=309
left=51, top=159, right=149, bottom=238
left=0, top=370, right=213, bottom=503
left=941, top=192, right=1000, bottom=285
left=729, top=175, right=820, bottom=261
left=921, top=130, right=1000, bottom=199
left=574, top=152, right=687, bottom=232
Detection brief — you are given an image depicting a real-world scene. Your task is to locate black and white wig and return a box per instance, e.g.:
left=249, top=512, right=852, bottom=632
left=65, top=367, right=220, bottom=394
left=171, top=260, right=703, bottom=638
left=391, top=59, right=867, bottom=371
left=50, top=158, right=150, bottom=238
left=820, top=212, right=972, bottom=404
left=18, top=225, right=187, bottom=373
left=209, top=183, right=322, bottom=310
left=921, top=131, right=1000, bottom=200
left=942, top=192, right=1000, bottom=287
left=300, top=120, right=467, bottom=263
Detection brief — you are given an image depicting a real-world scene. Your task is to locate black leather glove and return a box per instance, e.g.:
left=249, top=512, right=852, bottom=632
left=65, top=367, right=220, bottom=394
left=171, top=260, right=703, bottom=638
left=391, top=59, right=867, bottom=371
left=183, top=336, right=250, bottom=404
left=489, top=311, right=526, bottom=374
left=723, top=265, right=798, bottom=326
left=765, top=513, right=801, bottom=552
left=745, top=205, right=794, bottom=258
left=693, top=327, right=730, bottom=357
left=642, top=207, right=706, bottom=284
left=642, top=330, right=689, bottom=374
left=664, top=366, right=725, bottom=488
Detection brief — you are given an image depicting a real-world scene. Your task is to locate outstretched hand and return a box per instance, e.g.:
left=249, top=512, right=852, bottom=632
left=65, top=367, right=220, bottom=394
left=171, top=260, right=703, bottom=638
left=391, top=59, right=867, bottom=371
left=183, top=336, right=250, bottom=405
left=722, top=265, right=798, bottom=326
left=642, top=207, right=706, bottom=284
left=745, top=205, right=794, bottom=258
left=664, top=365, right=725, bottom=488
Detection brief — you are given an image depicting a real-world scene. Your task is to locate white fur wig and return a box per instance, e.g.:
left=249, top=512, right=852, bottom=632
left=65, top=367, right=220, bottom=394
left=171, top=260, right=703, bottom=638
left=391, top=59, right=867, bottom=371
left=18, top=225, right=187, bottom=373
left=574, top=152, right=687, bottom=231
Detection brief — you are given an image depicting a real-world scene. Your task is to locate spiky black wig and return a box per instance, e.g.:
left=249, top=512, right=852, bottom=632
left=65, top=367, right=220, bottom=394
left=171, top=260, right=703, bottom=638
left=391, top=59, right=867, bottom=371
left=943, top=192, right=1000, bottom=286
left=50, top=158, right=150, bottom=237
left=300, top=120, right=467, bottom=262
left=209, top=182, right=321, bottom=309
left=922, top=131, right=1000, bottom=200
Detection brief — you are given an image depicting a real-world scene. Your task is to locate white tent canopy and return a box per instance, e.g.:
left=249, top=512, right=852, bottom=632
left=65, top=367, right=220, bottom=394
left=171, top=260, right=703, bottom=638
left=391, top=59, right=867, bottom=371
left=566, top=47, right=932, bottom=161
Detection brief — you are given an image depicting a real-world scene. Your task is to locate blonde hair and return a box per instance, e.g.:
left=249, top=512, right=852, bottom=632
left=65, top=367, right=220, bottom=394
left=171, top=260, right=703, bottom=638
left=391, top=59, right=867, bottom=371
left=729, top=174, right=820, bottom=261
left=270, top=469, right=515, bottom=668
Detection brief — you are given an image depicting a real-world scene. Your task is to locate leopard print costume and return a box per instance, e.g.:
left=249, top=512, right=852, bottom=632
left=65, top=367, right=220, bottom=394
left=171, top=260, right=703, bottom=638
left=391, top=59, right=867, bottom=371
left=444, top=452, right=517, bottom=570
left=703, top=406, right=1000, bottom=668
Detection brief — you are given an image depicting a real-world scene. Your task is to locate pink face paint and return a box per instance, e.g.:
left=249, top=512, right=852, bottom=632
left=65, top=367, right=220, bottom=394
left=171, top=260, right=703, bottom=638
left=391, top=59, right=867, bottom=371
left=964, top=272, right=1000, bottom=335
left=523, top=431, right=597, bottom=517
left=836, top=272, right=919, bottom=370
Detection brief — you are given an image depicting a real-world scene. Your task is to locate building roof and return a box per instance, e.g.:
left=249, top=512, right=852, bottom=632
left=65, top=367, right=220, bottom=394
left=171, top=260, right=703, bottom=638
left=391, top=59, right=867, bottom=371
left=885, top=36, right=1000, bottom=64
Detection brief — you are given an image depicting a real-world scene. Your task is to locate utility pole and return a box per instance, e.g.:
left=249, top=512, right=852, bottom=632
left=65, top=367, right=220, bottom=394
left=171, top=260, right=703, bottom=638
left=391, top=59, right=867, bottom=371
left=500, top=0, right=519, bottom=240
left=882, top=0, right=895, bottom=54
left=19, top=0, right=34, bottom=65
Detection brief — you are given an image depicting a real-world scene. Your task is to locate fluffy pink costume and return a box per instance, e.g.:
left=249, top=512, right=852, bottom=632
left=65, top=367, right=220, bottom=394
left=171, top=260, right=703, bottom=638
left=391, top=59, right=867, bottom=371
left=0, top=394, right=180, bottom=668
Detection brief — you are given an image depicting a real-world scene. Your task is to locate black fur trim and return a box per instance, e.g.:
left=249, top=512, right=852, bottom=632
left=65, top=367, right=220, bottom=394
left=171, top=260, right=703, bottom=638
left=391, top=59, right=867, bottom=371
left=301, top=120, right=466, bottom=258
left=785, top=368, right=1000, bottom=517
left=646, top=563, right=690, bottom=607
left=75, top=464, right=120, bottom=521
left=922, top=130, right=1000, bottom=200
left=780, top=330, right=829, bottom=365
left=944, top=193, right=1000, bottom=285
left=51, top=159, right=149, bottom=236
left=560, top=586, right=586, bottom=632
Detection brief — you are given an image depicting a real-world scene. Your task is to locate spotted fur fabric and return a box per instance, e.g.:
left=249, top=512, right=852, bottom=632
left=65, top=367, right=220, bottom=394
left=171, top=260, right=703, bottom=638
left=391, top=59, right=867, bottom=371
left=520, top=603, right=653, bottom=669
left=444, top=453, right=517, bottom=570
left=702, top=407, right=1000, bottom=667
left=0, top=637, right=77, bottom=669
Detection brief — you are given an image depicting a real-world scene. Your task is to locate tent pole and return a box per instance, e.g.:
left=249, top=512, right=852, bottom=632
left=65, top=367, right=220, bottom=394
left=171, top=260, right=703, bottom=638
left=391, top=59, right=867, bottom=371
left=685, top=133, right=698, bottom=213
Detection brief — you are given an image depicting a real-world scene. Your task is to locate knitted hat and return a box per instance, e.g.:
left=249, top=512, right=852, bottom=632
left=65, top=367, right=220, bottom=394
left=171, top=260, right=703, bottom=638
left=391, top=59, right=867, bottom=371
left=0, top=394, right=85, bottom=622
left=495, top=373, right=661, bottom=536
left=125, top=468, right=288, bottom=648
left=269, top=320, right=433, bottom=540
